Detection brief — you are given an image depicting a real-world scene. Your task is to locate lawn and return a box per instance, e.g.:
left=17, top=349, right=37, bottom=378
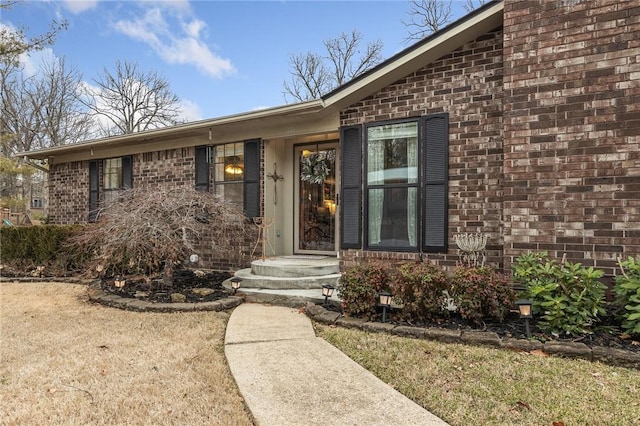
left=3, top=281, right=639, bottom=426
left=316, top=324, right=640, bottom=426
left=0, top=282, right=253, bottom=426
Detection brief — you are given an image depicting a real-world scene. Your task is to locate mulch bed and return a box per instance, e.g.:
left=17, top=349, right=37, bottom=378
left=102, top=269, right=233, bottom=303
left=328, top=304, right=640, bottom=353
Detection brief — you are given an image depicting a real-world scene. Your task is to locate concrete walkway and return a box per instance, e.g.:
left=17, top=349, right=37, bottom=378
left=224, top=303, right=449, bottom=425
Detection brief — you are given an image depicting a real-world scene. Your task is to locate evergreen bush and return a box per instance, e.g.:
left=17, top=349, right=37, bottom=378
left=615, top=256, right=640, bottom=336
left=337, top=262, right=391, bottom=319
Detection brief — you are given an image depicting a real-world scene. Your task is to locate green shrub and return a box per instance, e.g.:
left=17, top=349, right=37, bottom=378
left=392, top=262, right=450, bottom=321
left=513, top=252, right=607, bottom=336
left=451, top=266, right=515, bottom=325
left=614, top=256, right=640, bottom=336
left=0, top=225, right=88, bottom=274
left=338, top=262, right=391, bottom=319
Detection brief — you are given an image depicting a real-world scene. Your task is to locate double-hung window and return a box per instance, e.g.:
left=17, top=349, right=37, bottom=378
left=88, top=156, right=133, bottom=222
left=366, top=121, right=419, bottom=249
left=194, top=139, right=260, bottom=219
left=340, top=113, right=448, bottom=253
left=213, top=142, right=244, bottom=206
left=103, top=157, right=133, bottom=203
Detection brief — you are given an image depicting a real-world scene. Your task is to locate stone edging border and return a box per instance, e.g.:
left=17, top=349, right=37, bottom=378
left=304, top=303, right=640, bottom=371
left=86, top=286, right=243, bottom=313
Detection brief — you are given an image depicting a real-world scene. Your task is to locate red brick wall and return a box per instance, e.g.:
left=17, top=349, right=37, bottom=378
left=340, top=27, right=505, bottom=271
left=47, top=145, right=263, bottom=271
left=503, top=0, right=640, bottom=275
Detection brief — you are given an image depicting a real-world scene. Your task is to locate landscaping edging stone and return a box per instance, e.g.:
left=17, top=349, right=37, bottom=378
left=304, top=303, right=640, bottom=370
left=87, top=287, right=243, bottom=312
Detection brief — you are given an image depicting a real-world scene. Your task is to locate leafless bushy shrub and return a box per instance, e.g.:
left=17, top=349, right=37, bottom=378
left=70, top=187, right=253, bottom=279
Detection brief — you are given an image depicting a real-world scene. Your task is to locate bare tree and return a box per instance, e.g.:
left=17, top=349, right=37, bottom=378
left=0, top=0, right=68, bottom=65
left=283, top=30, right=383, bottom=102
left=1, top=56, right=90, bottom=155
left=403, top=0, right=453, bottom=41
left=463, top=0, right=488, bottom=13
left=82, top=60, right=183, bottom=136
left=1, top=56, right=90, bottom=211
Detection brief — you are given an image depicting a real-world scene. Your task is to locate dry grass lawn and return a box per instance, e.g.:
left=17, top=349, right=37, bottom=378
left=317, top=324, right=640, bottom=426
left=0, top=282, right=253, bottom=426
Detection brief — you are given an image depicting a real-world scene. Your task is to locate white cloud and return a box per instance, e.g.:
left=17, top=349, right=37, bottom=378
left=112, top=5, right=235, bottom=78
left=61, top=0, right=99, bottom=14
left=178, top=98, right=203, bottom=122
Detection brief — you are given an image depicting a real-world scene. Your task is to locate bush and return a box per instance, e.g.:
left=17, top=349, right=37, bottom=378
left=0, top=225, right=88, bottom=274
left=615, top=256, right=640, bottom=336
left=514, top=252, right=607, bottom=336
left=337, top=262, right=391, bottom=319
left=392, top=262, right=450, bottom=321
left=68, top=187, right=252, bottom=279
left=451, top=266, right=514, bottom=325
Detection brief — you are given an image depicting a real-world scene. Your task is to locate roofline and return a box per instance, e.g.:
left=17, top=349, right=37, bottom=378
left=25, top=100, right=324, bottom=159
left=321, top=0, right=504, bottom=107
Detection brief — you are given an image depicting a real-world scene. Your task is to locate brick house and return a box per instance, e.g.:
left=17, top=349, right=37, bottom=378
left=26, top=0, right=640, bottom=275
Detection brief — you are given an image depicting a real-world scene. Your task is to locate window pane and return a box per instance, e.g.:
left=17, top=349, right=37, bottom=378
left=368, top=187, right=417, bottom=248
left=215, top=182, right=243, bottom=206
left=367, top=122, right=418, bottom=185
left=104, top=158, right=122, bottom=190
left=214, top=142, right=244, bottom=182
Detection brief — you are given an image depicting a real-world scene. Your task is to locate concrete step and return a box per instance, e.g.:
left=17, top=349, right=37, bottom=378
left=232, top=268, right=341, bottom=290
left=250, top=256, right=340, bottom=278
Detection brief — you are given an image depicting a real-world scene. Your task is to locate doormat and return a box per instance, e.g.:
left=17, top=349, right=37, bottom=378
left=281, top=255, right=329, bottom=260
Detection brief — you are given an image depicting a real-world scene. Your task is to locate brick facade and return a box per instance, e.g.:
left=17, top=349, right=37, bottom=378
left=502, top=0, right=640, bottom=275
left=47, top=145, right=263, bottom=271
left=340, top=0, right=639, bottom=276
left=46, top=1, right=640, bottom=276
left=48, top=161, right=90, bottom=224
left=339, top=27, right=505, bottom=270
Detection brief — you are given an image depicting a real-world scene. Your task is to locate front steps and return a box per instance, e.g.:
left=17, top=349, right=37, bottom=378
left=230, top=256, right=341, bottom=290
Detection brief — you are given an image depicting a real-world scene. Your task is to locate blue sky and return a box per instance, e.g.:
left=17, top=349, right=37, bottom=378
left=3, top=0, right=469, bottom=121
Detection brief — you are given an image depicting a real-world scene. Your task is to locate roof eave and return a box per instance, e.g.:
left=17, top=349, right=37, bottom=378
left=24, top=100, right=325, bottom=160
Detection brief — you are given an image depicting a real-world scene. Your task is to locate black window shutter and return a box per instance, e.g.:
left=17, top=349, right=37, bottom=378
left=121, top=156, right=133, bottom=189
left=243, top=139, right=260, bottom=219
left=88, top=160, right=99, bottom=222
left=194, top=145, right=209, bottom=191
left=340, top=125, right=362, bottom=249
left=422, top=113, right=449, bottom=252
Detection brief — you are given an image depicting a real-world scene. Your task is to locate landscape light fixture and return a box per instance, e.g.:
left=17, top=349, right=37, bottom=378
left=322, top=284, right=335, bottom=306
left=516, top=299, right=533, bottom=338
left=114, top=276, right=126, bottom=289
left=379, top=291, right=392, bottom=323
left=230, top=277, right=242, bottom=294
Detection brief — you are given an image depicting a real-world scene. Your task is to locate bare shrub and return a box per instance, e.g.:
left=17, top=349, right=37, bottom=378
left=70, top=187, right=253, bottom=279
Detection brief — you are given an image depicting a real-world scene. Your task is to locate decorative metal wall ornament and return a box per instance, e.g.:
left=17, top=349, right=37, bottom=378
left=453, top=232, right=488, bottom=267
left=266, top=162, right=284, bottom=205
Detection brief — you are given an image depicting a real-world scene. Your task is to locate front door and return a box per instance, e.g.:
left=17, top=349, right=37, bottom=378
left=294, top=143, right=339, bottom=254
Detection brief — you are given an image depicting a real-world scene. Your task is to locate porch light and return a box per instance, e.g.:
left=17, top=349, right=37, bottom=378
left=230, top=277, right=242, bottom=294
left=322, top=284, right=335, bottom=306
left=379, top=291, right=392, bottom=323
left=516, top=299, right=533, bottom=338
